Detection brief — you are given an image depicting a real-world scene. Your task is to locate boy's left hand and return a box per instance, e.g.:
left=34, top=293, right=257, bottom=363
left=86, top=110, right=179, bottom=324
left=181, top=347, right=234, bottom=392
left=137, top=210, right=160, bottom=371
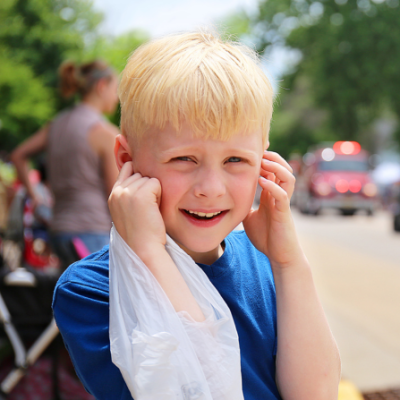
left=243, top=151, right=304, bottom=268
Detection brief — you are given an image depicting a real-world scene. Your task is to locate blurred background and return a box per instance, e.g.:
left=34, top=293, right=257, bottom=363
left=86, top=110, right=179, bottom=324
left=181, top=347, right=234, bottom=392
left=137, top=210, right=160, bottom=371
left=1, top=0, right=400, bottom=399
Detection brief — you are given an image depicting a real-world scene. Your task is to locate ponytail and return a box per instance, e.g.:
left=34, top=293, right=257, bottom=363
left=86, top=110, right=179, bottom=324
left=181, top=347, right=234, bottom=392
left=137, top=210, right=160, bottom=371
left=58, top=60, right=114, bottom=99
left=58, top=61, right=80, bottom=98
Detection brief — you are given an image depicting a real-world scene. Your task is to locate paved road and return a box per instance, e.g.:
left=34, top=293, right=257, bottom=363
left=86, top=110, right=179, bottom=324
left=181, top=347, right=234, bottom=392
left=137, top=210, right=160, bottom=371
left=292, top=209, right=400, bottom=392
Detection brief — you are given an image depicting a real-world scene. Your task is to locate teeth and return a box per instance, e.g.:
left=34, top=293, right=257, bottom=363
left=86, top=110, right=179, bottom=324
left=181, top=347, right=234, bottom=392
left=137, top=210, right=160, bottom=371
left=187, top=210, right=222, bottom=218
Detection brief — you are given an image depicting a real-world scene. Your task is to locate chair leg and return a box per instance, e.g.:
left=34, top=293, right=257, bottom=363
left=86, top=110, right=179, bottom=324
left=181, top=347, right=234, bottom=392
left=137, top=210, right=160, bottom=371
left=51, top=337, right=62, bottom=400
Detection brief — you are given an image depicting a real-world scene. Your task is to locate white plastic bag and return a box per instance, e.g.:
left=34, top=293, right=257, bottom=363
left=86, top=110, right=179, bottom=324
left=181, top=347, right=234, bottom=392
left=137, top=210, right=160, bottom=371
left=109, top=226, right=244, bottom=400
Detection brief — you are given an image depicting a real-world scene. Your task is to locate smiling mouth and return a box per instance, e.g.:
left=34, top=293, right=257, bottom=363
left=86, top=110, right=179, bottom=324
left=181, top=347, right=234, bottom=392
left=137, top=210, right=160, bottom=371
left=183, top=210, right=224, bottom=220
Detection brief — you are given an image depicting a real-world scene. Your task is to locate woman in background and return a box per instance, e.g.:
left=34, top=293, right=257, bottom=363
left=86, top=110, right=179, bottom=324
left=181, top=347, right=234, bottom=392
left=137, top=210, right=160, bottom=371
left=11, top=60, right=120, bottom=271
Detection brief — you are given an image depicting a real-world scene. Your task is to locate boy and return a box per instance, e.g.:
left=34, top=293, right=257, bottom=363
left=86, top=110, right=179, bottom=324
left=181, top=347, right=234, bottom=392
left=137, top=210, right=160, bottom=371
left=53, top=31, right=341, bottom=399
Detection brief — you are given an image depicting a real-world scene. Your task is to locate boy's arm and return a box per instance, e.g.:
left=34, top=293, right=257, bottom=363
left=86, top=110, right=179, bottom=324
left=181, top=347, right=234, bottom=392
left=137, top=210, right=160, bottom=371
left=243, top=151, right=341, bottom=400
left=108, top=161, right=205, bottom=322
left=53, top=278, right=133, bottom=400
left=272, top=254, right=341, bottom=399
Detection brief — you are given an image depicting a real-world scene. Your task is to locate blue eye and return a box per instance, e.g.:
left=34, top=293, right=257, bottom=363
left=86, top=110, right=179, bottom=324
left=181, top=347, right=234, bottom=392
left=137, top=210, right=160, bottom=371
left=176, top=157, right=192, bottom=162
left=228, top=157, right=242, bottom=163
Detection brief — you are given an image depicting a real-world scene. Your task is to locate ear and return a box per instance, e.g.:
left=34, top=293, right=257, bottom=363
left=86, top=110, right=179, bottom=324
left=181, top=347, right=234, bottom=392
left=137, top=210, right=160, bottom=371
left=114, top=134, right=133, bottom=171
left=265, top=140, right=270, bottom=151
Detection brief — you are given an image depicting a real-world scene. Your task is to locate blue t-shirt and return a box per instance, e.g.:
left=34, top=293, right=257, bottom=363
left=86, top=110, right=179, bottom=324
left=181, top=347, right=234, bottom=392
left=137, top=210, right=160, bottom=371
left=53, top=230, right=281, bottom=400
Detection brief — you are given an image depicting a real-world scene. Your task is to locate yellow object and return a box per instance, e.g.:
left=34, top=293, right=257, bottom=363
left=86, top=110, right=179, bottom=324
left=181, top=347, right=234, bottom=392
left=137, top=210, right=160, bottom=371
left=338, top=379, right=364, bottom=400
left=0, top=181, right=7, bottom=230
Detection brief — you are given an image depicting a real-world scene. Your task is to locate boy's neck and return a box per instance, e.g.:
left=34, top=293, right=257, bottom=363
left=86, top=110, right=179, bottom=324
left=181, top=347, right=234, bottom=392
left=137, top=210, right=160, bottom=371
left=178, top=242, right=225, bottom=265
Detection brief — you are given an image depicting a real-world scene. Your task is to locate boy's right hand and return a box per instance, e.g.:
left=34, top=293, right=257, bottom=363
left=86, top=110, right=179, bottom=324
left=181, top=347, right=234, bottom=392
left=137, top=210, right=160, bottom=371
left=108, top=162, right=166, bottom=259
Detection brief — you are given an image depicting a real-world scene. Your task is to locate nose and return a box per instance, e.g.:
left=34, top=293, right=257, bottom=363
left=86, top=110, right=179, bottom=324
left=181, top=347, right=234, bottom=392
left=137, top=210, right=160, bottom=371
left=193, top=167, right=226, bottom=199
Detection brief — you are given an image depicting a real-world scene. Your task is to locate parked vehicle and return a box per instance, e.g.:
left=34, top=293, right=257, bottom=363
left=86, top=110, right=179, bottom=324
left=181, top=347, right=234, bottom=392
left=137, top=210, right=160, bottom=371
left=387, top=181, right=400, bottom=232
left=295, top=141, right=378, bottom=216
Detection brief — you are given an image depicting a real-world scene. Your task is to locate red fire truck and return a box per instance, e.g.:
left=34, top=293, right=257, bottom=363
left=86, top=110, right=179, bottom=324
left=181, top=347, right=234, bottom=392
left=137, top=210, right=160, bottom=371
left=295, top=141, right=378, bottom=216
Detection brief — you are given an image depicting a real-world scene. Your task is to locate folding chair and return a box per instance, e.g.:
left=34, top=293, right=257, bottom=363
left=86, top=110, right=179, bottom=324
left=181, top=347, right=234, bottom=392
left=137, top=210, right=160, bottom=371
left=0, top=267, right=59, bottom=399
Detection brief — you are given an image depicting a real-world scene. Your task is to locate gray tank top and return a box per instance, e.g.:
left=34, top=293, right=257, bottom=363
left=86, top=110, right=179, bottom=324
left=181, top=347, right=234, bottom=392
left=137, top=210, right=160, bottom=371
left=47, top=103, right=112, bottom=233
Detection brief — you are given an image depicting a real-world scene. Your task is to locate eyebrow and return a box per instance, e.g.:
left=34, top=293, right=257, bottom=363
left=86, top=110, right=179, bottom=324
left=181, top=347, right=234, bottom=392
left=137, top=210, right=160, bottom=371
left=161, top=147, right=259, bottom=158
left=226, top=149, right=259, bottom=158
left=160, top=146, right=198, bottom=157
left=218, top=148, right=260, bottom=164
left=159, top=147, right=259, bottom=166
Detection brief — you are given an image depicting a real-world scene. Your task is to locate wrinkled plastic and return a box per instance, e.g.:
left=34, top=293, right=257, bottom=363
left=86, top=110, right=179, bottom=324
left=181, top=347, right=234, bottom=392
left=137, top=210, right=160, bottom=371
left=109, top=226, right=244, bottom=400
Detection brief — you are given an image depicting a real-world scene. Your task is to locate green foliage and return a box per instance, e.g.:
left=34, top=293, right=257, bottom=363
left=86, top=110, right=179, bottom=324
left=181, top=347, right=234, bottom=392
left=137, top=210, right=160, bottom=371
left=218, top=11, right=251, bottom=41
left=0, top=0, right=149, bottom=152
left=0, top=0, right=104, bottom=151
left=0, top=50, right=54, bottom=146
left=86, top=30, right=150, bottom=73
left=0, top=160, right=16, bottom=186
left=269, top=75, right=336, bottom=158
left=249, top=0, right=400, bottom=153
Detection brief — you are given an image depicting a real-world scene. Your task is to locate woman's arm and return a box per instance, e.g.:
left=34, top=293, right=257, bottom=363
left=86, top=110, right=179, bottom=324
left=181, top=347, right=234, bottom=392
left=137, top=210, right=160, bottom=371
left=10, top=125, right=49, bottom=201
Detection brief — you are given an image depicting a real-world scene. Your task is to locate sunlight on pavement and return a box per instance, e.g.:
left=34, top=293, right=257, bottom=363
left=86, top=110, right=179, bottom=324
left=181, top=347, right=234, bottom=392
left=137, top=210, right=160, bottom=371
left=293, top=210, right=400, bottom=392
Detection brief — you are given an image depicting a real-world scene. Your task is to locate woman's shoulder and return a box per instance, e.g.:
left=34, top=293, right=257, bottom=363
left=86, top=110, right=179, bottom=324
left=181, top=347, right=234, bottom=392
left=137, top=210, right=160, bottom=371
left=91, top=119, right=119, bottom=137
left=50, top=106, right=74, bottom=124
left=87, top=121, right=119, bottom=157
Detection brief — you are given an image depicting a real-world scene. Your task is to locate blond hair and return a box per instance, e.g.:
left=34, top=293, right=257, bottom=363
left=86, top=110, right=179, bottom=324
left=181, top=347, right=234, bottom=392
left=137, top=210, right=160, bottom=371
left=119, top=31, right=273, bottom=144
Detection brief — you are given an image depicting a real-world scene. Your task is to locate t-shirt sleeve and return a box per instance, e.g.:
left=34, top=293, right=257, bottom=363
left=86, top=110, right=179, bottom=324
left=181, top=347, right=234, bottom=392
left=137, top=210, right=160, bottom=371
left=53, top=279, right=133, bottom=400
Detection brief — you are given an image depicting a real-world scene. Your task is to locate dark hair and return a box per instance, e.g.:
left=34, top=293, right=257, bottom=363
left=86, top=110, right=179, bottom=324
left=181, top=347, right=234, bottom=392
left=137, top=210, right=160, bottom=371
left=58, top=60, right=114, bottom=99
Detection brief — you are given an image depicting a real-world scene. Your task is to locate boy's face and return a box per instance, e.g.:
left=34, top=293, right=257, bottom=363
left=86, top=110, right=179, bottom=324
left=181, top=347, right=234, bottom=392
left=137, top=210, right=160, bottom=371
left=127, top=122, right=265, bottom=264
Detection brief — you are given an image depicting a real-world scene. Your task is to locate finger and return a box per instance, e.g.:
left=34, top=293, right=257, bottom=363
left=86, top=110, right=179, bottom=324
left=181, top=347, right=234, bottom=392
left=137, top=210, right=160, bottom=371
left=115, top=177, right=161, bottom=209
left=119, top=172, right=144, bottom=189
left=114, top=162, right=134, bottom=187
left=110, top=175, right=149, bottom=203
left=259, top=164, right=294, bottom=200
left=258, top=176, right=290, bottom=212
left=142, top=177, right=162, bottom=205
left=261, top=159, right=295, bottom=190
left=260, top=170, right=277, bottom=183
left=119, top=175, right=150, bottom=194
left=263, top=151, right=293, bottom=173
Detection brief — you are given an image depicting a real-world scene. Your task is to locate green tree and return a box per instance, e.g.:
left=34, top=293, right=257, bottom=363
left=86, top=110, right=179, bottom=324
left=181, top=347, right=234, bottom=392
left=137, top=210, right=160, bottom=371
left=86, top=30, right=149, bottom=73
left=249, top=0, right=400, bottom=152
left=269, top=76, right=335, bottom=159
left=0, top=0, right=149, bottom=151
left=0, top=50, right=53, bottom=143
left=218, top=10, right=251, bottom=40
left=0, top=0, right=103, bottom=150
